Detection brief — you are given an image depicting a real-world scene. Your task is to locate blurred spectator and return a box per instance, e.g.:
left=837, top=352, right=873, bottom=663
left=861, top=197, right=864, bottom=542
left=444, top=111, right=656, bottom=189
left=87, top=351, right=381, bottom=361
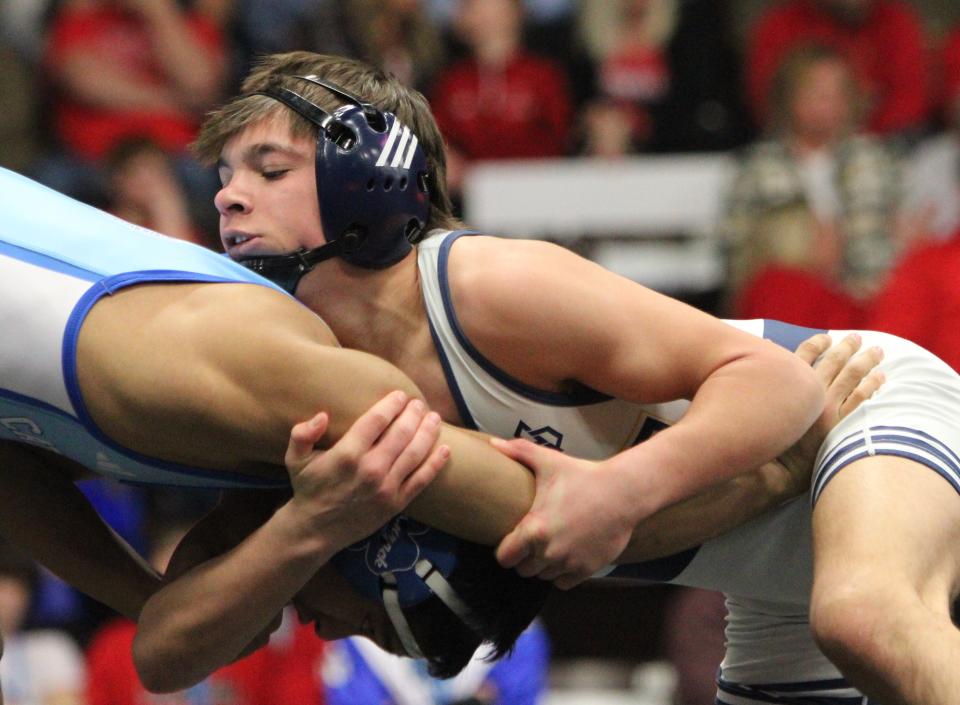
left=322, top=621, right=549, bottom=705
left=722, top=43, right=902, bottom=325
left=106, top=138, right=217, bottom=248
left=746, top=0, right=929, bottom=139
left=231, top=0, right=353, bottom=76
left=577, top=99, right=641, bottom=158
left=430, top=0, right=572, bottom=193
left=0, top=0, right=58, bottom=61
left=580, top=0, right=752, bottom=153
left=901, top=25, right=960, bottom=242
left=85, top=519, right=274, bottom=705
left=346, top=0, right=446, bottom=92
left=729, top=202, right=866, bottom=328
left=0, top=539, right=86, bottom=705
left=35, top=0, right=227, bottom=211
left=0, top=39, right=40, bottom=171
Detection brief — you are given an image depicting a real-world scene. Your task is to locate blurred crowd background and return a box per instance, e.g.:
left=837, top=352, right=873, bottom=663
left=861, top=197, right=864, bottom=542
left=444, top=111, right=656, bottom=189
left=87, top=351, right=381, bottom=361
left=2, top=0, right=960, bottom=703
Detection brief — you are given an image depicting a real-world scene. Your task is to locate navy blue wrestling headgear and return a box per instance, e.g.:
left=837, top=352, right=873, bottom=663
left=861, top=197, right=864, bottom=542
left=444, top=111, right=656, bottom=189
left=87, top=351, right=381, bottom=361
left=235, top=75, right=431, bottom=294
left=331, top=515, right=484, bottom=658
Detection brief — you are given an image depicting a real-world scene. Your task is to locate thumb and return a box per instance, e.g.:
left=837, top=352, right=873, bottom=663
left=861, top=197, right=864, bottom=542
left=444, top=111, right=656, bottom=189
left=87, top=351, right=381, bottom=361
left=489, top=437, right=550, bottom=473
left=496, top=524, right=531, bottom=569
left=286, top=412, right=328, bottom=465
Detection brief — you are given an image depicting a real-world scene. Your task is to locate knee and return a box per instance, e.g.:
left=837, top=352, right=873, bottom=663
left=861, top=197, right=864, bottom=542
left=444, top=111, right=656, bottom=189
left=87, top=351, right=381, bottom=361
left=809, top=582, right=891, bottom=672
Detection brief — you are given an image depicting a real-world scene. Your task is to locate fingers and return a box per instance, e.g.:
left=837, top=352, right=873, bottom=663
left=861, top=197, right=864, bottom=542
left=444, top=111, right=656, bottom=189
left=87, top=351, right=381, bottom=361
left=825, top=345, right=884, bottom=408
left=838, top=368, right=886, bottom=419
left=794, top=333, right=833, bottom=365
left=396, top=442, right=450, bottom=505
left=368, top=399, right=436, bottom=475
left=810, top=333, right=862, bottom=386
left=342, top=391, right=411, bottom=453
left=285, top=412, right=328, bottom=467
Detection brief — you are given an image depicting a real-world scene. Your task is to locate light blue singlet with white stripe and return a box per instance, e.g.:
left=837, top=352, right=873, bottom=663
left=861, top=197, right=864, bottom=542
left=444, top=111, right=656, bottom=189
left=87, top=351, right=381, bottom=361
left=0, top=167, right=289, bottom=489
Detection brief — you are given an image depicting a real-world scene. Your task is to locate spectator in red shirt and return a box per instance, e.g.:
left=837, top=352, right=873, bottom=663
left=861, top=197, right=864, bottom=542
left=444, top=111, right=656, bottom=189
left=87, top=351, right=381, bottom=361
left=430, top=0, right=572, bottom=194
left=746, top=0, right=929, bottom=138
left=34, top=0, right=227, bottom=221
left=866, top=233, right=960, bottom=373
left=44, top=0, right=226, bottom=162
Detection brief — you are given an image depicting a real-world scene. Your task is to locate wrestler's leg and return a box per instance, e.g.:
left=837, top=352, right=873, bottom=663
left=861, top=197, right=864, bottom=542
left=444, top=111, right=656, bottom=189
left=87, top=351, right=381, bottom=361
left=810, top=456, right=960, bottom=705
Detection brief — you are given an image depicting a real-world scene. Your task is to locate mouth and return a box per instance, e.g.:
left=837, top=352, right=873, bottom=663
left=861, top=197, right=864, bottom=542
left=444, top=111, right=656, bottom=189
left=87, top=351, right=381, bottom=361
left=222, top=231, right=264, bottom=257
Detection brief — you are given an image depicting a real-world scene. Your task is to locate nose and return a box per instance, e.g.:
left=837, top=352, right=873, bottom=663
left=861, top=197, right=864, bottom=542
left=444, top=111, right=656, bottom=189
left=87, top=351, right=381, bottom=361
left=214, top=176, right=251, bottom=218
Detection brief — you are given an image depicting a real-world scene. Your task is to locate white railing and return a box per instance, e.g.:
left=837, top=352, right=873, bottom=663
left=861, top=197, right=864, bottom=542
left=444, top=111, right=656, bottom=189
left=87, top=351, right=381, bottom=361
left=462, top=155, right=736, bottom=292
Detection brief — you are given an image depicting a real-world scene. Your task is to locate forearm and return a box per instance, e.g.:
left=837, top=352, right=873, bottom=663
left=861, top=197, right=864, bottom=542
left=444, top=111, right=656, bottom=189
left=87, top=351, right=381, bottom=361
left=610, top=351, right=821, bottom=517
left=134, top=497, right=328, bottom=692
left=0, top=444, right=159, bottom=619
left=619, top=461, right=797, bottom=562
left=408, top=426, right=534, bottom=545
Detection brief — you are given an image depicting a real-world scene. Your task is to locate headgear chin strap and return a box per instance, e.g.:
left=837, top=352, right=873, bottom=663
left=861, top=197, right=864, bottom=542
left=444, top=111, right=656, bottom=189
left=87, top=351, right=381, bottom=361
left=234, top=75, right=431, bottom=294
left=332, top=516, right=484, bottom=659
left=234, top=236, right=358, bottom=295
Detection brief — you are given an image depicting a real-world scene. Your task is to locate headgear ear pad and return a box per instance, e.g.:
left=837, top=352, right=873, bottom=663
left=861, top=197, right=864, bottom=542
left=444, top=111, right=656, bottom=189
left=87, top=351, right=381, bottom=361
left=318, top=104, right=431, bottom=269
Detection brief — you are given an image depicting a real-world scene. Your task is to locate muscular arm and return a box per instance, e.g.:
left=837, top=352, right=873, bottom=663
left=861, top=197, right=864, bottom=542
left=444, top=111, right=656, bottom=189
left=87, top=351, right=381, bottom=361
left=78, top=282, right=534, bottom=542
left=447, top=238, right=822, bottom=580
left=0, top=443, right=159, bottom=620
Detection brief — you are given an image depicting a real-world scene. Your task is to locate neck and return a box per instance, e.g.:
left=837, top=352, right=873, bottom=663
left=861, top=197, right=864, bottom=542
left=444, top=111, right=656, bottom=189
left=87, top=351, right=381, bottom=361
left=296, top=252, right=426, bottom=360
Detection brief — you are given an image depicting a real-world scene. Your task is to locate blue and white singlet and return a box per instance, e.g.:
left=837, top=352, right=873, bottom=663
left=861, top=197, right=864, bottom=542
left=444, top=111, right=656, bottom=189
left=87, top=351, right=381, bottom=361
left=417, top=229, right=960, bottom=705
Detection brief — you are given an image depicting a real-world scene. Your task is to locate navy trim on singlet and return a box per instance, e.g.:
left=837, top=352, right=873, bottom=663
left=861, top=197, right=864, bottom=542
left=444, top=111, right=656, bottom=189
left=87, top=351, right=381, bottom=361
left=426, top=317, right=478, bottom=431
left=60, top=270, right=287, bottom=488
left=716, top=674, right=868, bottom=705
left=0, top=239, right=101, bottom=282
left=609, top=544, right=700, bottom=582
left=435, top=231, right=612, bottom=407
left=812, top=425, right=960, bottom=503
left=761, top=320, right=828, bottom=353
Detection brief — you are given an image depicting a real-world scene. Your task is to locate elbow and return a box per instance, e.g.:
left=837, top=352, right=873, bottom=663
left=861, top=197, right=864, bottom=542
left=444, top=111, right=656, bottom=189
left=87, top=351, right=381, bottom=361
left=132, top=626, right=200, bottom=693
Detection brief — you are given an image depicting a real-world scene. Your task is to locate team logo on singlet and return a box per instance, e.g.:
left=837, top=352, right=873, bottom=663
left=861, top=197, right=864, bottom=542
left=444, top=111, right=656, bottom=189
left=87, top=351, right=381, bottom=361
left=514, top=421, right=564, bottom=450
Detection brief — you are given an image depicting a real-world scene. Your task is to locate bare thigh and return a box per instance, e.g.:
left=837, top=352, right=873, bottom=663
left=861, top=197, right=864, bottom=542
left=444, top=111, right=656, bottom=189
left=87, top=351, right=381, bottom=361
left=812, top=454, right=960, bottom=609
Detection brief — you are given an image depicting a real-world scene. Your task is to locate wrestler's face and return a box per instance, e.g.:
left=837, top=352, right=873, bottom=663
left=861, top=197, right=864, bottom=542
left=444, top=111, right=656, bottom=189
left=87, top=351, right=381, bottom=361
left=216, top=115, right=326, bottom=259
left=292, top=563, right=406, bottom=655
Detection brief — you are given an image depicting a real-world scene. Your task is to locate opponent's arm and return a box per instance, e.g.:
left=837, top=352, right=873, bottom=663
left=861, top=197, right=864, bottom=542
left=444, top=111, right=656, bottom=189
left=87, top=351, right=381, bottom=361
left=133, top=393, right=449, bottom=692
left=80, top=282, right=535, bottom=546
left=448, top=238, right=823, bottom=581
left=0, top=443, right=160, bottom=620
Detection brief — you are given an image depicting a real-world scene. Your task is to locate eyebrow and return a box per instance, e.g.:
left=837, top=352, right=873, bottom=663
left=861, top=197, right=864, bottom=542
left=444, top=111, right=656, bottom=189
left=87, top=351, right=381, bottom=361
left=217, top=143, right=307, bottom=170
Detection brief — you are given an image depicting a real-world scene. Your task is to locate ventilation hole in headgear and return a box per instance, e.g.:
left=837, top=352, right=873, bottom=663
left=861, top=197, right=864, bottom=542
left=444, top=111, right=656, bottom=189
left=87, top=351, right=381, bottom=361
left=366, top=178, right=376, bottom=191
left=383, top=176, right=394, bottom=192
left=399, top=176, right=408, bottom=191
